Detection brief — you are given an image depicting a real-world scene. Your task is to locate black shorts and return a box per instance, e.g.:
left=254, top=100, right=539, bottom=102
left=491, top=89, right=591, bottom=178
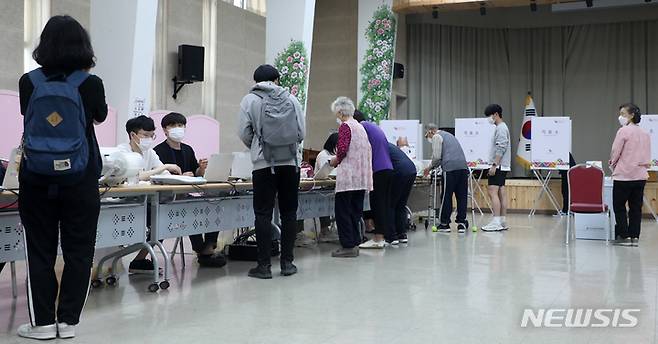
left=488, top=169, right=508, bottom=187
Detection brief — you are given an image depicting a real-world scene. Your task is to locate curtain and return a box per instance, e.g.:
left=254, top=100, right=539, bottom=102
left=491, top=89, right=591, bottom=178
left=407, top=21, right=658, bottom=176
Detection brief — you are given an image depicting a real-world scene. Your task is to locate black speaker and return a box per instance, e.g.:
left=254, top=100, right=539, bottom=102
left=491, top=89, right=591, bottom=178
left=393, top=62, right=404, bottom=79
left=177, top=45, right=204, bottom=82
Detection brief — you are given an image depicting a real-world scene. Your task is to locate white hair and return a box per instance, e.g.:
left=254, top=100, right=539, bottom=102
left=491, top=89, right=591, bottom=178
left=331, top=97, right=355, bottom=117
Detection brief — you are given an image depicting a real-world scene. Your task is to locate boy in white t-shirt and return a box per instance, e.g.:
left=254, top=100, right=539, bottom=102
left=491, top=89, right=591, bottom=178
left=119, top=116, right=181, bottom=274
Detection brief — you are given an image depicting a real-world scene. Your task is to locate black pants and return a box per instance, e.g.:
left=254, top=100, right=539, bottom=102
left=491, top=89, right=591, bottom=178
left=189, top=232, right=219, bottom=255
left=252, top=166, right=300, bottom=266
left=613, top=180, right=646, bottom=239
left=371, top=170, right=394, bottom=240
left=390, top=173, right=416, bottom=237
left=438, top=169, right=468, bottom=225
left=335, top=190, right=365, bottom=248
left=560, top=170, right=569, bottom=213
left=19, top=180, right=100, bottom=326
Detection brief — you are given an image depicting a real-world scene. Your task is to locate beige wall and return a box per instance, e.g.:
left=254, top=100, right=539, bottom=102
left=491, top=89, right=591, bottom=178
left=215, top=1, right=266, bottom=153
left=305, top=0, right=358, bottom=151
left=0, top=1, right=24, bottom=90
left=51, top=0, right=90, bottom=28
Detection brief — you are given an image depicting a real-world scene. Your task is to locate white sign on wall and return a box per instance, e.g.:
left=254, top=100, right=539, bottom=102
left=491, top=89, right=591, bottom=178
left=639, top=114, right=658, bottom=171
left=379, top=120, right=422, bottom=160
left=455, top=118, right=496, bottom=169
left=531, top=117, right=572, bottom=170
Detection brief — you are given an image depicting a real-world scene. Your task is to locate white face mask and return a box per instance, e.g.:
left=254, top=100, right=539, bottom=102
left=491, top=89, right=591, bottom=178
left=336, top=118, right=343, bottom=125
left=138, top=137, right=154, bottom=152
left=426, top=137, right=433, bottom=144
left=168, top=127, right=185, bottom=142
left=618, top=115, right=629, bottom=127
left=487, top=116, right=495, bottom=125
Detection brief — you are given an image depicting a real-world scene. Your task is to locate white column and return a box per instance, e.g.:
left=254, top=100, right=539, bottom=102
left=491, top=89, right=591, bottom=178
left=90, top=0, right=158, bottom=143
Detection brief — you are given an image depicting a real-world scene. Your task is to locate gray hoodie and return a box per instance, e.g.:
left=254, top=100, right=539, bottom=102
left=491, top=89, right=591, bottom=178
left=238, top=81, right=306, bottom=171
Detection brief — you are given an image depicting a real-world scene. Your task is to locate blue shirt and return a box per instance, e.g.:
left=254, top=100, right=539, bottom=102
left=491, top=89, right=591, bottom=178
left=388, top=143, right=416, bottom=176
left=361, top=121, right=393, bottom=172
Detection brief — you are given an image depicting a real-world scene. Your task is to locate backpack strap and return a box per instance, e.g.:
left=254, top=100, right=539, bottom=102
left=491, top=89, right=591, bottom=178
left=66, top=70, right=90, bottom=88
left=27, top=69, right=47, bottom=86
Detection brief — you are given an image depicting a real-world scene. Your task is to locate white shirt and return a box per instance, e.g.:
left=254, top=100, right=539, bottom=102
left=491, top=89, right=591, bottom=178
left=117, top=143, right=164, bottom=172
left=314, top=149, right=334, bottom=172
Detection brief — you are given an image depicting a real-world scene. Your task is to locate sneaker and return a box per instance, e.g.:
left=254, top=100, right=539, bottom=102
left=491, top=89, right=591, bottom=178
left=318, top=231, right=340, bottom=243
left=17, top=323, right=57, bottom=340
left=129, top=259, right=154, bottom=274
left=57, top=322, right=75, bottom=339
left=436, top=224, right=451, bottom=233
left=631, top=238, right=639, bottom=247
left=613, top=237, right=632, bottom=246
left=500, top=222, right=509, bottom=231
left=331, top=247, right=359, bottom=258
left=248, top=264, right=272, bottom=279
left=385, top=239, right=400, bottom=246
left=197, top=253, right=227, bottom=268
left=295, top=232, right=316, bottom=247
left=280, top=260, right=298, bottom=276
left=398, top=233, right=409, bottom=243
left=481, top=221, right=503, bottom=232
left=457, top=223, right=467, bottom=234
left=359, top=239, right=386, bottom=249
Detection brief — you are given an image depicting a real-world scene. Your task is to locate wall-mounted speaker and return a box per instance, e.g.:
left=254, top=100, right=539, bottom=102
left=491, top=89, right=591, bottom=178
left=393, top=62, right=404, bottom=79
left=177, top=45, right=204, bottom=82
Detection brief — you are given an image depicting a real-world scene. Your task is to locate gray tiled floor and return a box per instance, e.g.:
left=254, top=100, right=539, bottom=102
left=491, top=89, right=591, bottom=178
left=1, top=214, right=657, bottom=343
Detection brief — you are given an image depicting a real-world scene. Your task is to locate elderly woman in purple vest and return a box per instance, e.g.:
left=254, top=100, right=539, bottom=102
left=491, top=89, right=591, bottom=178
left=328, top=97, right=373, bottom=258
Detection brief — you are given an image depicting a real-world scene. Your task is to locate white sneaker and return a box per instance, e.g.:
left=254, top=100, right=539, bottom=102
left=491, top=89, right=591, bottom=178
left=500, top=222, right=509, bottom=231
left=359, top=239, right=386, bottom=249
left=295, top=232, right=316, bottom=247
left=481, top=221, right=503, bottom=232
left=385, top=240, right=400, bottom=246
left=57, top=322, right=76, bottom=339
left=17, top=323, right=57, bottom=340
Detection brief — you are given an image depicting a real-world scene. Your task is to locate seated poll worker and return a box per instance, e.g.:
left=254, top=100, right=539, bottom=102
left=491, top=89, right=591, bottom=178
left=153, top=112, right=226, bottom=267
left=117, top=115, right=182, bottom=274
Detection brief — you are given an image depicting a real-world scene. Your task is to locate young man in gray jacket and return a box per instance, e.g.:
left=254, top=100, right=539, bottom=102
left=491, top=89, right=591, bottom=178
left=481, top=104, right=511, bottom=232
left=238, top=64, right=305, bottom=279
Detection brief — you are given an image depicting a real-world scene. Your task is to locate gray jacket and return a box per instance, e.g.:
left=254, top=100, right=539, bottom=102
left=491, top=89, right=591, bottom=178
left=238, top=81, right=306, bottom=171
left=430, top=130, right=468, bottom=172
left=489, top=122, right=511, bottom=171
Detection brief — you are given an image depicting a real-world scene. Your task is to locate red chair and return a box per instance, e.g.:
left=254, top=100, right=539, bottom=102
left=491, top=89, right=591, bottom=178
left=566, top=164, right=610, bottom=244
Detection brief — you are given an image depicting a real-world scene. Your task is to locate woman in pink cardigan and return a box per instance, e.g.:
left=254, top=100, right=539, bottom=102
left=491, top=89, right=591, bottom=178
left=610, top=103, right=651, bottom=247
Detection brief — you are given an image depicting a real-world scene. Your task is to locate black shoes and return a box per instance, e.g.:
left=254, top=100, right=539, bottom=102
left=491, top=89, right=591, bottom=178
left=198, top=253, right=227, bottom=268
left=280, top=261, right=298, bottom=276
left=248, top=264, right=272, bottom=279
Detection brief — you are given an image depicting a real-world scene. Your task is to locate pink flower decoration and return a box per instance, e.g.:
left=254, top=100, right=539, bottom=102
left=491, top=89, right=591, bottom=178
left=377, top=29, right=384, bottom=35
left=300, top=57, right=305, bottom=62
left=291, top=89, right=298, bottom=96
left=376, top=19, right=381, bottom=25
left=293, top=63, right=299, bottom=69
left=287, top=56, right=293, bottom=63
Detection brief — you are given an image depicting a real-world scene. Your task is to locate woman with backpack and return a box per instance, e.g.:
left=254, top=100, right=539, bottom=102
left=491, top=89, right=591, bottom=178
left=17, top=16, right=107, bottom=340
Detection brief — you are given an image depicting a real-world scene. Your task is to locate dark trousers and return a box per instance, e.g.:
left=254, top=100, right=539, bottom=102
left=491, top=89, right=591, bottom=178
left=560, top=171, right=569, bottom=213
left=252, top=166, right=299, bottom=266
left=438, top=169, right=468, bottom=225
left=189, top=232, right=219, bottom=254
left=390, top=173, right=416, bottom=237
left=371, top=170, right=393, bottom=240
left=613, top=180, right=646, bottom=239
left=335, top=190, right=365, bottom=248
left=19, top=180, right=100, bottom=326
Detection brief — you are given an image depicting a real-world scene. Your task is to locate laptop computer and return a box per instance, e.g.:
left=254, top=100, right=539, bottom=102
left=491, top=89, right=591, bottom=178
left=204, top=153, right=235, bottom=182
left=1, top=148, right=20, bottom=191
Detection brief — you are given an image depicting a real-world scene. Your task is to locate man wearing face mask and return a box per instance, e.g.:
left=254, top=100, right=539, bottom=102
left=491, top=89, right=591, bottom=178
left=117, top=115, right=182, bottom=273
left=481, top=104, right=511, bottom=232
left=423, top=124, right=470, bottom=233
left=153, top=113, right=226, bottom=267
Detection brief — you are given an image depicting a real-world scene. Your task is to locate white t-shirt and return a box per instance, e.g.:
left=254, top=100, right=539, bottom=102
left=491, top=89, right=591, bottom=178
left=117, top=143, right=164, bottom=172
left=314, top=149, right=334, bottom=172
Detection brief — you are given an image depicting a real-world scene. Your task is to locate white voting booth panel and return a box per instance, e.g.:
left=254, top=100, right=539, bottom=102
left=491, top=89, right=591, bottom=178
left=379, top=120, right=423, bottom=160
left=640, top=114, right=658, bottom=171
left=531, top=117, right=571, bottom=170
left=455, top=118, right=495, bottom=169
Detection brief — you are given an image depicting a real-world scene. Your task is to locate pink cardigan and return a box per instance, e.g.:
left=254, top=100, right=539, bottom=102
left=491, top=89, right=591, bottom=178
left=610, top=124, right=651, bottom=181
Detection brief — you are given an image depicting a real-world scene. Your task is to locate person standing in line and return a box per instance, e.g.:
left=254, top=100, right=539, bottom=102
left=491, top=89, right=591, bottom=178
left=481, top=104, right=512, bottom=232
left=17, top=15, right=107, bottom=340
left=610, top=103, right=651, bottom=247
left=423, top=124, right=470, bottom=233
left=353, top=111, right=396, bottom=247
left=329, top=97, right=373, bottom=258
left=238, top=64, right=305, bottom=278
